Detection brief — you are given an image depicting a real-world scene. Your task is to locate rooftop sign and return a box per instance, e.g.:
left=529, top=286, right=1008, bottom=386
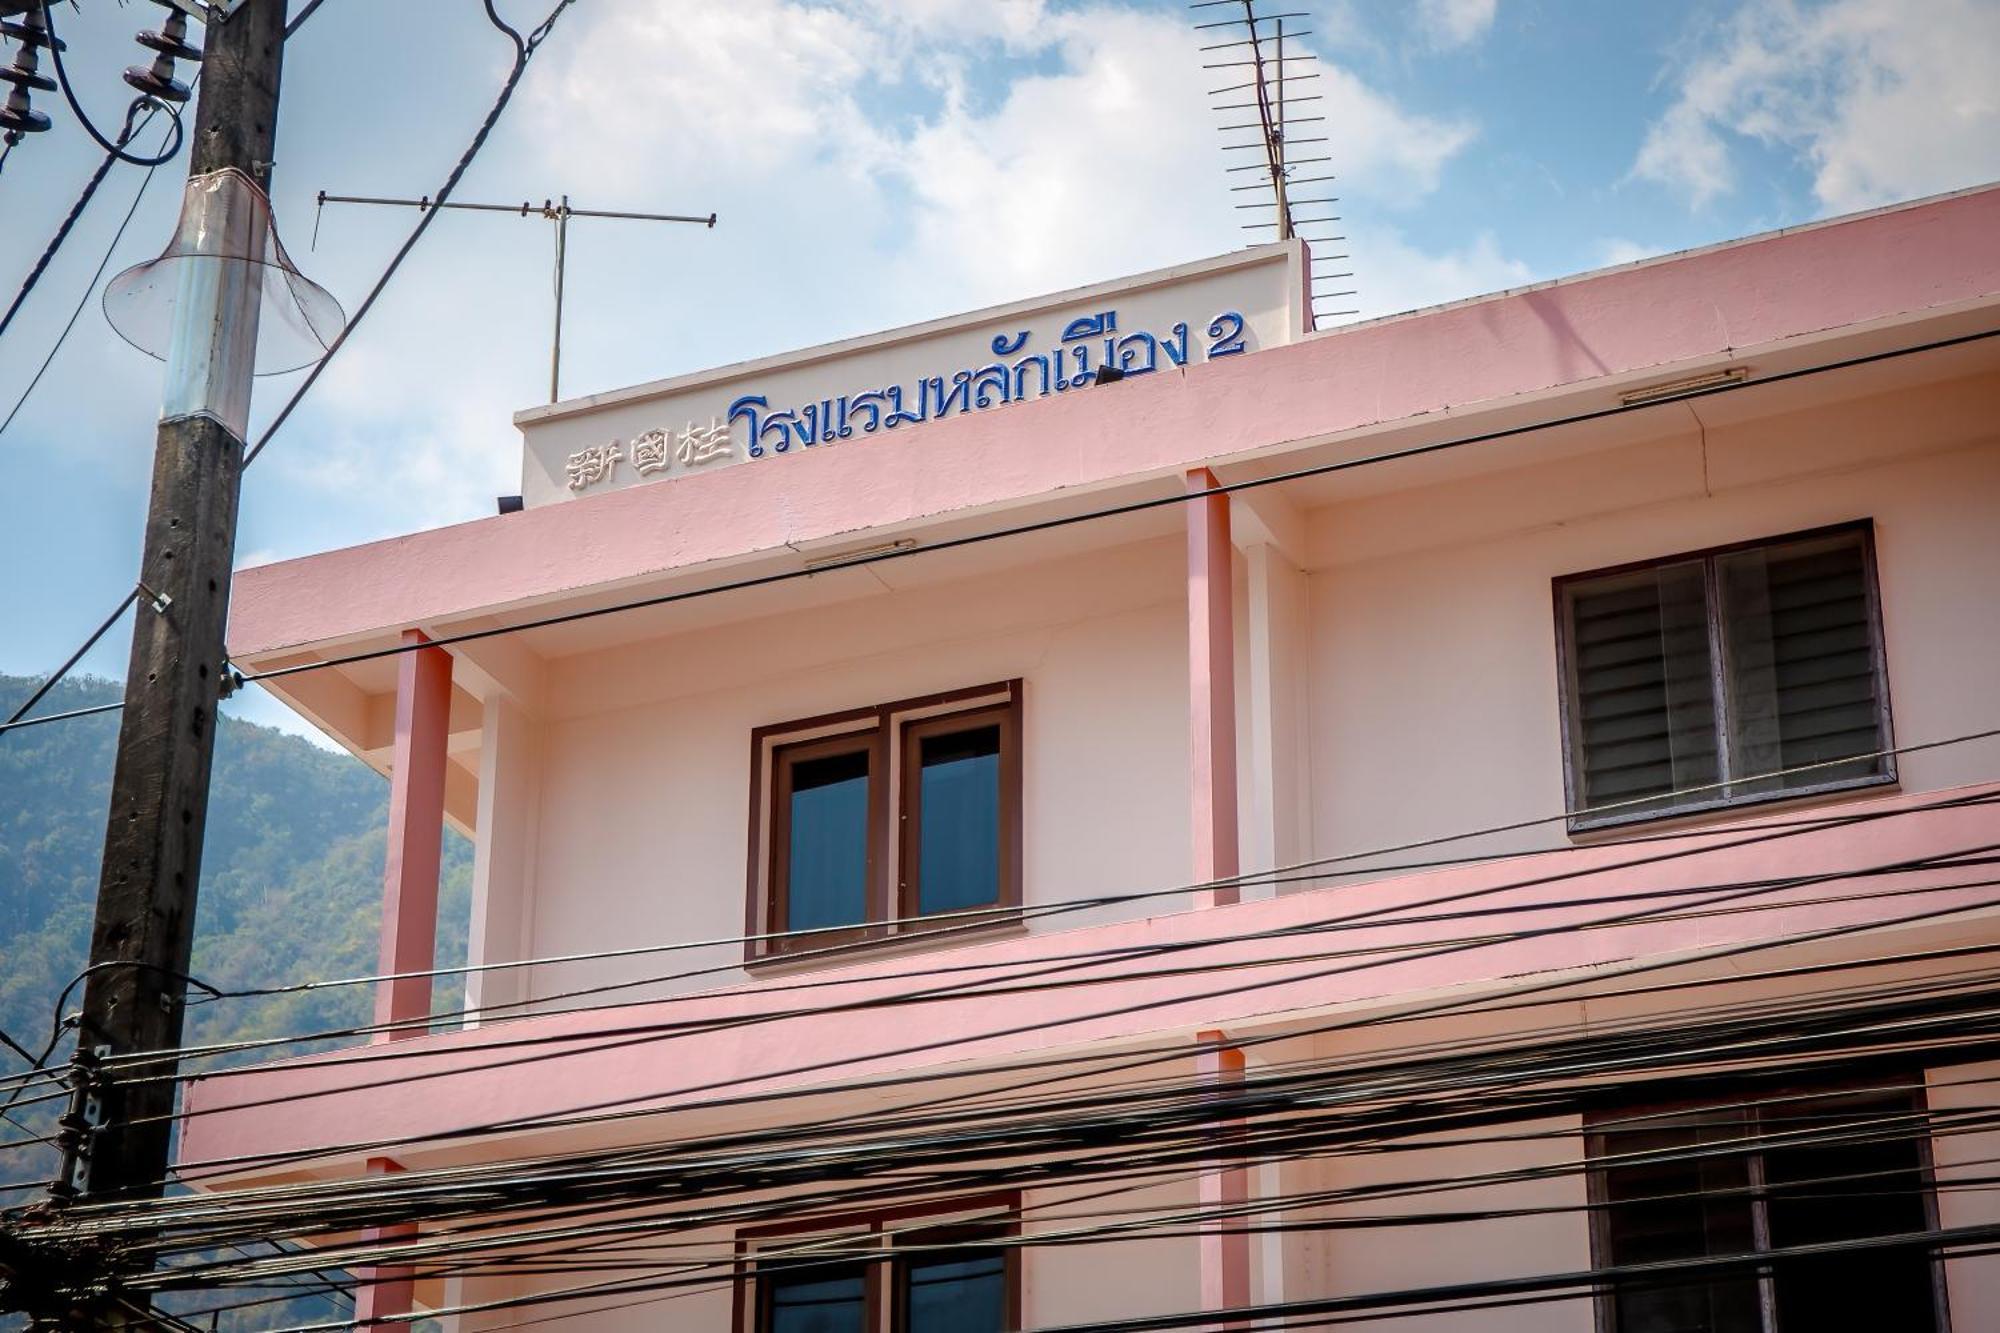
left=514, top=241, right=1308, bottom=507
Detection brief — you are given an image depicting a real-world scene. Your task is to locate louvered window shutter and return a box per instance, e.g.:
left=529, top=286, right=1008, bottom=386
left=1560, top=527, right=1887, bottom=823
left=1564, top=561, right=1719, bottom=815
left=1716, top=532, right=1885, bottom=795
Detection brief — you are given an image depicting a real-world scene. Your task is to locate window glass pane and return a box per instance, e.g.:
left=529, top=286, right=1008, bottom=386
left=1718, top=533, right=1882, bottom=796
left=785, top=748, right=871, bottom=932
left=764, top=1265, right=867, bottom=1333
left=1762, top=1092, right=1938, bottom=1332
left=903, top=1249, right=1006, bottom=1333
left=916, top=725, right=1002, bottom=915
left=1565, top=561, right=1720, bottom=815
left=1599, top=1114, right=1760, bottom=1333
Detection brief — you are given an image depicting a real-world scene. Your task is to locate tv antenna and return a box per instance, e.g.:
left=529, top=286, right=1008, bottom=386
left=313, top=191, right=717, bottom=401
left=1191, top=1, right=1355, bottom=328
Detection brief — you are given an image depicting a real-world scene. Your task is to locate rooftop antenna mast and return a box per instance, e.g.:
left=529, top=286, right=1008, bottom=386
left=313, top=192, right=717, bottom=401
left=1192, top=0, right=1356, bottom=328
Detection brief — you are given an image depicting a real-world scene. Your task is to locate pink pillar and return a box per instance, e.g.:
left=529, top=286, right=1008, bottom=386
left=375, top=629, right=452, bottom=1040
left=1196, top=1030, right=1251, bottom=1329
left=1186, top=468, right=1240, bottom=906
left=353, top=1156, right=417, bottom=1325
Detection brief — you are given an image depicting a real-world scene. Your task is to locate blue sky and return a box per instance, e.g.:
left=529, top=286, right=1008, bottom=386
left=3, top=0, right=1996, bottom=740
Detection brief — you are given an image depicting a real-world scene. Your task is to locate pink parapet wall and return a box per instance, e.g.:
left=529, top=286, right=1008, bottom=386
left=177, top=783, right=2000, bottom=1178
left=225, top=187, right=2000, bottom=661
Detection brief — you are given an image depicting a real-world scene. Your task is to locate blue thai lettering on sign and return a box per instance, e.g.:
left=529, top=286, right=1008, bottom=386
left=726, top=309, right=1251, bottom=459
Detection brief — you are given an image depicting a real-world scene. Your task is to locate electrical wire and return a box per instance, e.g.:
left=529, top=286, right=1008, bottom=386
left=124, top=852, right=2000, bottom=1143
left=235, top=0, right=576, bottom=469
left=0, top=96, right=170, bottom=346
left=4, top=321, right=1996, bottom=741
left=0, top=115, right=1990, bottom=1316
left=235, top=325, right=2000, bottom=692
left=62, top=1056, right=2000, bottom=1320
left=174, top=739, right=2000, bottom=1036
left=0, top=0, right=557, bottom=725
left=70, top=1024, right=2000, bottom=1320
left=34, top=784, right=1994, bottom=1118
left=35, top=2, right=184, bottom=168
left=0, top=590, right=140, bottom=724
left=0, top=1026, right=34, bottom=1067
left=82, top=1047, right=2000, bottom=1325
left=0, top=733, right=1982, bottom=1126
left=0, top=780, right=1976, bottom=1144
left=0, top=736, right=1971, bottom=1119
left=64, top=1000, right=2000, bottom=1266
left=94, top=832, right=2000, bottom=1197
left=0, top=103, right=172, bottom=440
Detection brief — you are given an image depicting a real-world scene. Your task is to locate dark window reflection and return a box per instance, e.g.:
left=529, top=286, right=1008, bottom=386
left=786, top=748, right=870, bottom=931
left=902, top=1248, right=1006, bottom=1333
left=917, top=725, right=1001, bottom=915
left=765, top=1264, right=866, bottom=1333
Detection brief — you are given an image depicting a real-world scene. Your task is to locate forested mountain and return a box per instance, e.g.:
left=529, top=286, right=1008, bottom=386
left=0, top=672, right=470, bottom=1221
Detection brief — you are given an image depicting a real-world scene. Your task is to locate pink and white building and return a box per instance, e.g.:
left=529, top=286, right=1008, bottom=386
left=186, top=184, right=2000, bottom=1332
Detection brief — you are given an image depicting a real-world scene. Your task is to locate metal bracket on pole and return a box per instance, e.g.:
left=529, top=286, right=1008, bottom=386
left=135, top=580, right=173, bottom=615
left=161, top=1, right=256, bottom=24
left=48, top=1045, right=106, bottom=1204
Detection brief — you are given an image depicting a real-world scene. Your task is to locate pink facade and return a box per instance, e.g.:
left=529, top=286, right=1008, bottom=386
left=192, top=186, right=2000, bottom=1330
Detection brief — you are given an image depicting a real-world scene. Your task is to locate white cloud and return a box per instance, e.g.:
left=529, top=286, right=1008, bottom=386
left=1593, top=237, right=1663, bottom=267
left=1417, top=0, right=1498, bottom=50
left=1341, top=225, right=1535, bottom=321
left=232, top=0, right=1497, bottom=546
left=526, top=0, right=1477, bottom=296
left=1634, top=0, right=2000, bottom=212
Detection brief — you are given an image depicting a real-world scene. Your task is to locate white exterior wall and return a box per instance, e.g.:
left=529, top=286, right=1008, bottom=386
left=519, top=536, right=1191, bottom=1007
left=1307, top=1115, right=1595, bottom=1333
left=1305, top=374, right=2000, bottom=873
left=494, top=372, right=2000, bottom=1007
left=1931, top=1058, right=2000, bottom=1330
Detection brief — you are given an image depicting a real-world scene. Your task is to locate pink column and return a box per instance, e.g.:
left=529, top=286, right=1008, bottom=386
left=353, top=1156, right=417, bottom=1326
left=1196, top=1029, right=1251, bottom=1330
left=1186, top=468, right=1241, bottom=906
left=375, top=629, right=452, bottom=1040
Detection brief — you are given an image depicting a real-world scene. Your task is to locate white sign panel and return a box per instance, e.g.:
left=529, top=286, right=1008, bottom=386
left=515, top=242, right=1307, bottom=507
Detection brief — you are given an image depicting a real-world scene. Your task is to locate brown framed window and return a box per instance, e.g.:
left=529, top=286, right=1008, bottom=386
left=891, top=1223, right=1014, bottom=1333
left=737, top=1199, right=1019, bottom=1333
left=748, top=682, right=1023, bottom=958
left=757, top=1254, right=872, bottom=1333
left=1555, top=522, right=1893, bottom=831
left=770, top=731, right=886, bottom=945
left=1586, top=1082, right=1947, bottom=1333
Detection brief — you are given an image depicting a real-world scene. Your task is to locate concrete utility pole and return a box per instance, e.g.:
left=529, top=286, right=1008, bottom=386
left=76, top=0, right=284, bottom=1228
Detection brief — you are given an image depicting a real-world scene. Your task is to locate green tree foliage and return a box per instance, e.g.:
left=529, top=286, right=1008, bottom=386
left=0, top=673, right=471, bottom=1213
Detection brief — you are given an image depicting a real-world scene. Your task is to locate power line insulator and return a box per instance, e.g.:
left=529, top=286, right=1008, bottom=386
left=0, top=14, right=66, bottom=52
left=124, top=3, right=198, bottom=105
left=0, top=59, right=53, bottom=95
left=135, top=26, right=203, bottom=66
left=0, top=6, right=56, bottom=137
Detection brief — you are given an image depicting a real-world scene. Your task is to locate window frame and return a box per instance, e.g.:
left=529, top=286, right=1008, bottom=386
left=732, top=1194, right=1022, bottom=1333
left=899, top=703, right=1022, bottom=928
left=1582, top=1077, right=1951, bottom=1333
left=767, top=727, right=890, bottom=953
left=746, top=681, right=1024, bottom=962
left=1552, top=520, right=1896, bottom=835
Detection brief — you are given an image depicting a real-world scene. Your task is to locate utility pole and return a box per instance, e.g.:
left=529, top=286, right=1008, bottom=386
left=75, top=0, right=284, bottom=1241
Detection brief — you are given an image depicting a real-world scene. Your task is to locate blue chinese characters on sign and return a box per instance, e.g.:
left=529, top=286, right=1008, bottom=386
left=726, top=309, right=1252, bottom=459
